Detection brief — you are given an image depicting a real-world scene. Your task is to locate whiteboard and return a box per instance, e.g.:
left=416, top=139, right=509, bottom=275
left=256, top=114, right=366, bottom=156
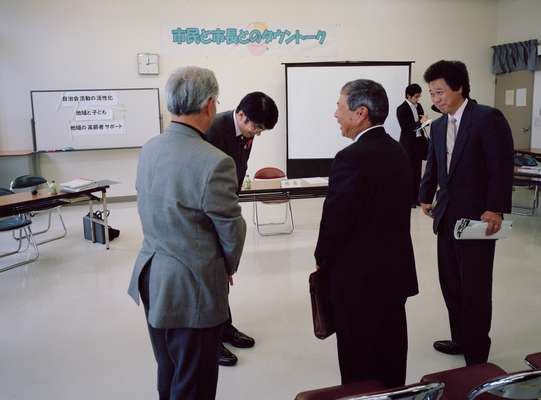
left=31, top=88, right=161, bottom=152
left=286, top=62, right=411, bottom=177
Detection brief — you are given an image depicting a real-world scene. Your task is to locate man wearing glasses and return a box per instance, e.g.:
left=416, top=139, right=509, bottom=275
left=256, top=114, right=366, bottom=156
left=206, top=91, right=279, bottom=366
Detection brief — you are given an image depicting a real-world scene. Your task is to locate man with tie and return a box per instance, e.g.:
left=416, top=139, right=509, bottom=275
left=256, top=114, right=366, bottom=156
left=206, top=91, right=279, bottom=366
left=419, top=60, right=514, bottom=365
left=315, top=79, right=418, bottom=387
left=397, top=83, right=429, bottom=208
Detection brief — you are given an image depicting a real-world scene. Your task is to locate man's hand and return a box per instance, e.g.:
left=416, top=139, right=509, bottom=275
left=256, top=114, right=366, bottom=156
left=420, top=203, right=433, bottom=218
left=420, top=115, right=429, bottom=124
left=228, top=275, right=234, bottom=286
left=481, top=211, right=503, bottom=235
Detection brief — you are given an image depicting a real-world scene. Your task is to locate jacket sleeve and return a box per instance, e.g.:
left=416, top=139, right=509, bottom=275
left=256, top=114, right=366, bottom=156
left=202, top=156, right=246, bottom=275
left=314, top=151, right=361, bottom=269
left=419, top=125, right=438, bottom=204
left=397, top=104, right=422, bottom=133
left=481, top=109, right=514, bottom=213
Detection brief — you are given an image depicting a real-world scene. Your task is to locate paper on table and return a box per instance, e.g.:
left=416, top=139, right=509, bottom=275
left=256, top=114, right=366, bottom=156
left=453, top=219, right=512, bottom=240
left=61, top=178, right=96, bottom=189
left=280, top=177, right=328, bottom=188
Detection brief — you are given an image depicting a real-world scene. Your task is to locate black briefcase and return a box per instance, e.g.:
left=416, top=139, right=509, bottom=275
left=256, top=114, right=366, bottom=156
left=83, top=211, right=119, bottom=244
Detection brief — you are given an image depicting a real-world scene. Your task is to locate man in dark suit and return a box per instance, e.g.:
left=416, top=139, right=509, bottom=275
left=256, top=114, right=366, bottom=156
left=206, top=91, right=278, bottom=366
left=397, top=83, right=429, bottom=208
left=128, top=66, right=246, bottom=399
left=315, top=79, right=418, bottom=387
left=420, top=60, right=514, bottom=365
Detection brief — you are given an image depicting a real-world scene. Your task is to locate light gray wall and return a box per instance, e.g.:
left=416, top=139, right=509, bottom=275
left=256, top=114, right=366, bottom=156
left=0, top=0, right=516, bottom=195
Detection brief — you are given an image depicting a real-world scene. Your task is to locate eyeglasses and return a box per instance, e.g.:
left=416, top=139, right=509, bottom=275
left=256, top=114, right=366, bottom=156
left=246, top=118, right=265, bottom=131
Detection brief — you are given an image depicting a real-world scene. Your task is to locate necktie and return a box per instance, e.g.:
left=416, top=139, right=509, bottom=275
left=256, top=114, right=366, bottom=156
left=446, top=116, right=457, bottom=172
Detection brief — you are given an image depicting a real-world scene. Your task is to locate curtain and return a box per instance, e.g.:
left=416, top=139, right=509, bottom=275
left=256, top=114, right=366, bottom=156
left=492, top=39, right=538, bottom=74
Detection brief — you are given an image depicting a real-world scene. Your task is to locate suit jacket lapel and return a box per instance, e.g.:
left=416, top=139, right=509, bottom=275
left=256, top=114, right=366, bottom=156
left=448, top=101, right=474, bottom=179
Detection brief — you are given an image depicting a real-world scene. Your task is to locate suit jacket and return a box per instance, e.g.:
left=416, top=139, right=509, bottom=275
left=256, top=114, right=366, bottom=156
left=397, top=100, right=425, bottom=158
left=419, top=101, right=514, bottom=233
left=206, top=111, right=252, bottom=191
left=314, top=127, right=418, bottom=328
left=128, top=122, right=247, bottom=329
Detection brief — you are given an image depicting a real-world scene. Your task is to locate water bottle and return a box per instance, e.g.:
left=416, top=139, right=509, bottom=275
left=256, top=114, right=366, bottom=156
left=48, top=180, right=59, bottom=194
left=243, top=174, right=251, bottom=190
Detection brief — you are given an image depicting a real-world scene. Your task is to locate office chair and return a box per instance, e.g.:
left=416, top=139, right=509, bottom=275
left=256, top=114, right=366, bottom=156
left=525, top=352, right=541, bottom=369
left=252, top=167, right=294, bottom=236
left=0, top=188, right=39, bottom=273
left=295, top=381, right=444, bottom=400
left=10, top=175, right=67, bottom=244
left=422, top=362, right=541, bottom=399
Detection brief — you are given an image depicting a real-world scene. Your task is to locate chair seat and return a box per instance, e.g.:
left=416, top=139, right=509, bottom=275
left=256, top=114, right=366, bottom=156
left=0, top=216, right=31, bottom=232
left=295, top=380, right=386, bottom=400
left=421, top=362, right=507, bottom=400
left=526, top=352, right=541, bottom=369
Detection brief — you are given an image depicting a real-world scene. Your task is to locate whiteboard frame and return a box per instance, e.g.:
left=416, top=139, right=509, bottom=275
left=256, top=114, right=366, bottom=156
left=284, top=61, right=412, bottom=178
left=30, top=88, right=162, bottom=153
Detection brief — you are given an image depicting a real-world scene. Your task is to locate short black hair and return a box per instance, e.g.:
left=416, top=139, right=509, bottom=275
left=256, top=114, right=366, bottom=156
left=236, top=92, right=278, bottom=130
left=424, top=60, right=470, bottom=99
left=405, top=83, right=422, bottom=98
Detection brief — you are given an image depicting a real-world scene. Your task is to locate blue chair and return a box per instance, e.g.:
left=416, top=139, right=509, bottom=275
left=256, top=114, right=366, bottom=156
left=10, top=175, right=67, bottom=244
left=0, top=188, right=39, bottom=273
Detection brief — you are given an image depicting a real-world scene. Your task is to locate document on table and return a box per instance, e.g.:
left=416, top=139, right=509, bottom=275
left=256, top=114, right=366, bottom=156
left=516, top=166, right=541, bottom=175
left=280, top=177, right=328, bottom=188
left=453, top=219, right=512, bottom=240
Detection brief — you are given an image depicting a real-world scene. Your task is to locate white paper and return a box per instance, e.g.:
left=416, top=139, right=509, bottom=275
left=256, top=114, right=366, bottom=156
left=516, top=88, right=527, bottom=107
left=505, top=89, right=515, bottom=106
left=302, top=177, right=329, bottom=185
left=454, top=219, right=512, bottom=240
left=60, top=178, right=95, bottom=189
left=280, top=177, right=328, bottom=188
left=416, top=119, right=431, bottom=131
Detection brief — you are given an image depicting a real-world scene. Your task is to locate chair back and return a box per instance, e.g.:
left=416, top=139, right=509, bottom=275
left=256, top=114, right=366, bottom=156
left=339, top=382, right=445, bottom=400
left=525, top=352, right=541, bottom=369
left=0, top=188, right=15, bottom=196
left=467, top=369, right=541, bottom=399
left=10, top=175, right=47, bottom=191
left=254, top=167, right=286, bottom=180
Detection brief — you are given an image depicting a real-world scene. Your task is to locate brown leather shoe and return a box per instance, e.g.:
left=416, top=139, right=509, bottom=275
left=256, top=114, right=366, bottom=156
left=433, top=340, right=463, bottom=355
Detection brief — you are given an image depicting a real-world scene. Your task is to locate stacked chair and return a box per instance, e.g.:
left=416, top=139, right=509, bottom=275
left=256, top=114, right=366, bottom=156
left=295, top=352, right=541, bottom=400
left=525, top=352, right=541, bottom=369
left=295, top=381, right=444, bottom=400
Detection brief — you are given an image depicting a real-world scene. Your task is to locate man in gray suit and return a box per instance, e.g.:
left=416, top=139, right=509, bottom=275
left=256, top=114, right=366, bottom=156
left=128, top=66, right=246, bottom=400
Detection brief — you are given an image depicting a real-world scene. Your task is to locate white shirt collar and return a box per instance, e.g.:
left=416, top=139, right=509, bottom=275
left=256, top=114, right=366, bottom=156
left=449, top=98, right=468, bottom=128
left=232, top=111, right=242, bottom=137
left=406, top=99, right=416, bottom=109
left=353, top=124, right=384, bottom=143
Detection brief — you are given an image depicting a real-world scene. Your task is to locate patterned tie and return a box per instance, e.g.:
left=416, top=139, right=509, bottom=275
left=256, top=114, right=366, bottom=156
left=446, top=116, right=457, bottom=173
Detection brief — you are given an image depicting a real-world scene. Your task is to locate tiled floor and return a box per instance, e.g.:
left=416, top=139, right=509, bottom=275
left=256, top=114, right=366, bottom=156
left=1, top=196, right=540, bottom=400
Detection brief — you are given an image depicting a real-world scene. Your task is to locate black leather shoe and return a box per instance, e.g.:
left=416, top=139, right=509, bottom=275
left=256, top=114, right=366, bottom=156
left=433, top=340, right=463, bottom=355
left=223, top=325, right=255, bottom=348
left=219, top=344, right=238, bottom=367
